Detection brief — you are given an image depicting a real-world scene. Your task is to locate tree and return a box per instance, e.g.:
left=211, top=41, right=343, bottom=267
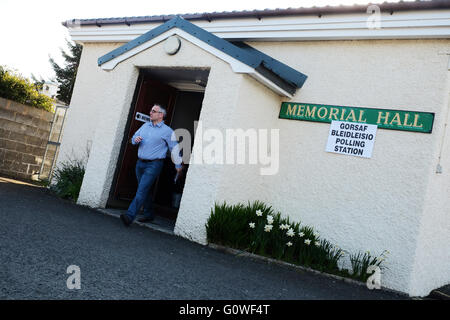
left=49, top=40, right=82, bottom=105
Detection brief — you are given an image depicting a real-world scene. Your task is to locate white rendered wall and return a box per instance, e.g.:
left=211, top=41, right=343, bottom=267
left=57, top=38, right=247, bottom=241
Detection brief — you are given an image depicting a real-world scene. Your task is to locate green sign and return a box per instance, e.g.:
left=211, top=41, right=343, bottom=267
left=279, top=102, right=434, bottom=133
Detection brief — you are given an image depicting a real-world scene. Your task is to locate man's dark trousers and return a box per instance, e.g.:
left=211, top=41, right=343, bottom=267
left=126, top=159, right=164, bottom=221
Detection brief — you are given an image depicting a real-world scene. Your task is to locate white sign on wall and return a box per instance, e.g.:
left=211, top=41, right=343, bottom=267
left=326, top=121, right=377, bottom=158
left=135, top=112, right=150, bottom=123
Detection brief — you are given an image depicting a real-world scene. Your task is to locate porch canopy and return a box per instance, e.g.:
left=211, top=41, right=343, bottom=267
left=97, top=16, right=307, bottom=97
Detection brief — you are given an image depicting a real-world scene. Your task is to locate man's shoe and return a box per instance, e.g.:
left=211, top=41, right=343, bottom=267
left=120, top=214, right=132, bottom=227
left=138, top=217, right=154, bottom=223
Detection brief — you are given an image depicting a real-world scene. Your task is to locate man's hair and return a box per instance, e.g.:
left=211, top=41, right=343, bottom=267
left=153, top=104, right=167, bottom=118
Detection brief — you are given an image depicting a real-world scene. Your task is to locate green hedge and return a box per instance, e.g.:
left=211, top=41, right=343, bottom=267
left=0, top=66, right=54, bottom=112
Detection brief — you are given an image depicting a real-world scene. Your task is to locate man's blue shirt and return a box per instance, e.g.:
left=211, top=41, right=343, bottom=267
left=131, top=121, right=182, bottom=169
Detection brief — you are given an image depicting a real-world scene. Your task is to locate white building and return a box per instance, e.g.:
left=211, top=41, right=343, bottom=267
left=58, top=1, right=450, bottom=297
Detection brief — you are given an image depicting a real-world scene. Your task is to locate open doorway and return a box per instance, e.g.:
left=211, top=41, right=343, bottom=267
left=107, top=67, right=209, bottom=223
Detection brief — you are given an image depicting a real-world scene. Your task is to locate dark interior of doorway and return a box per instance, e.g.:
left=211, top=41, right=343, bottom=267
left=107, top=67, right=209, bottom=221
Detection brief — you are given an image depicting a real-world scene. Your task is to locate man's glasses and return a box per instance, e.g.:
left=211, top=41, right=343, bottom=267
left=150, top=110, right=162, bottom=113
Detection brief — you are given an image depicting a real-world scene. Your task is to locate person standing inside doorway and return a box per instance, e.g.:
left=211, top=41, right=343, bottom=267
left=120, top=104, right=183, bottom=227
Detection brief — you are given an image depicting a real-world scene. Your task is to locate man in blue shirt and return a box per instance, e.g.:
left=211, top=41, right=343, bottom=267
left=120, top=104, right=183, bottom=226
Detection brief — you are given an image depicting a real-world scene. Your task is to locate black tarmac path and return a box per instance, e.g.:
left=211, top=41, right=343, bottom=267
left=0, top=177, right=408, bottom=300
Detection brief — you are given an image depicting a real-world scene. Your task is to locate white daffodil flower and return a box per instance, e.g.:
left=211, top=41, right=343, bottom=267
left=286, top=242, right=293, bottom=247
left=286, top=228, right=295, bottom=237
left=304, top=239, right=311, bottom=245
left=314, top=232, right=320, bottom=238
left=256, top=210, right=263, bottom=217
left=266, top=215, right=274, bottom=225
left=249, top=222, right=255, bottom=229
left=299, top=232, right=305, bottom=237
left=264, top=224, right=273, bottom=232
left=315, top=241, right=320, bottom=246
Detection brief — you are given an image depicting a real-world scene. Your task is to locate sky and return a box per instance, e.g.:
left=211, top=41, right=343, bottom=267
left=0, top=0, right=384, bottom=81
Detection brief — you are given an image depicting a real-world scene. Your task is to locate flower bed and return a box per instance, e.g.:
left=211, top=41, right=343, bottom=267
left=206, top=201, right=388, bottom=282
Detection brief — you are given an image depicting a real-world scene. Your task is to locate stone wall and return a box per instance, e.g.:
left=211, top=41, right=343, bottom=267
left=0, top=97, right=54, bottom=181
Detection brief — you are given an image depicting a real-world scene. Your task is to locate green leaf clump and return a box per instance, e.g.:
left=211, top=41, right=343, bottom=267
left=0, top=66, right=54, bottom=112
